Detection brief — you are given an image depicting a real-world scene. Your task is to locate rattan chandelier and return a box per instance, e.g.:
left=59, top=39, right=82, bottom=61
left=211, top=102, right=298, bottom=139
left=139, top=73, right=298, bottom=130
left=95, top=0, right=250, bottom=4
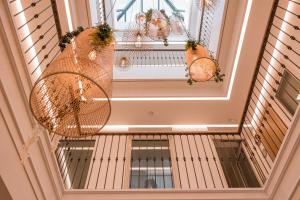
left=186, top=43, right=217, bottom=82
left=30, top=28, right=113, bottom=138
left=185, top=40, right=224, bottom=84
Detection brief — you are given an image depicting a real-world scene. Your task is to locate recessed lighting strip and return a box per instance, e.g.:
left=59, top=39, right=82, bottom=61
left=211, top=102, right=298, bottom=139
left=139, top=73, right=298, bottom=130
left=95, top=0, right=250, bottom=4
left=67, top=124, right=239, bottom=130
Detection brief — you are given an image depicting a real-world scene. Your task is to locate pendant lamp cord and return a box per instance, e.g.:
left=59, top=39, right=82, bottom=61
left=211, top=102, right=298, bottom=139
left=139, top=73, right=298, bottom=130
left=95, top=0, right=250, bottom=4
left=168, top=0, right=193, bottom=40
left=104, top=0, right=118, bottom=23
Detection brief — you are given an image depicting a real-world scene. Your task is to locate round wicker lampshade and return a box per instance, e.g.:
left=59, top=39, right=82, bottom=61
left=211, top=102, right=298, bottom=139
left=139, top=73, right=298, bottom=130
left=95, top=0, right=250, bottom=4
left=186, top=44, right=217, bottom=82
left=29, top=28, right=115, bottom=137
left=189, top=57, right=217, bottom=82
left=74, top=28, right=115, bottom=81
left=30, top=56, right=111, bottom=138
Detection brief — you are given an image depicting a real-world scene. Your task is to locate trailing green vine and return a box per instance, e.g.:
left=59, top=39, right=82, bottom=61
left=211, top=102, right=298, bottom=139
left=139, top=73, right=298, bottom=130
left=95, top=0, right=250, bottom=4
left=185, top=39, right=198, bottom=50
left=58, top=26, right=84, bottom=51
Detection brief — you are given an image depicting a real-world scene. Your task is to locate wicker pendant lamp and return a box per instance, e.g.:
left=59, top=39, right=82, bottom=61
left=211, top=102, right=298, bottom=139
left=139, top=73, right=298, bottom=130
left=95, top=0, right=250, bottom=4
left=185, top=43, right=217, bottom=82
left=76, top=28, right=115, bottom=81
left=30, top=27, right=113, bottom=138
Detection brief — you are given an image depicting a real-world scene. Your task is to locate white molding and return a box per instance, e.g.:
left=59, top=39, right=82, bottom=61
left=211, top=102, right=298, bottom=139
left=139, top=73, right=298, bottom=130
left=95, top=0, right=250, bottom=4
left=0, top=81, right=43, bottom=199
left=265, top=106, right=300, bottom=199
left=62, top=188, right=268, bottom=200
left=288, top=177, right=300, bottom=200
left=0, top=2, right=64, bottom=198
left=0, top=0, right=34, bottom=126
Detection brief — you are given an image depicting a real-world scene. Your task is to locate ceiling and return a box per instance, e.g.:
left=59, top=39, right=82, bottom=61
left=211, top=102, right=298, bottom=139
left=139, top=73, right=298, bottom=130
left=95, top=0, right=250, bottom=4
left=54, top=0, right=274, bottom=133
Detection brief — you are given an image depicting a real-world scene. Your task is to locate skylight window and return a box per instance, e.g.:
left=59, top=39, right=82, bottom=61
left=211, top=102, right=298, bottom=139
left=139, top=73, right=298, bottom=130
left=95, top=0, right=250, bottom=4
left=113, top=0, right=192, bottom=30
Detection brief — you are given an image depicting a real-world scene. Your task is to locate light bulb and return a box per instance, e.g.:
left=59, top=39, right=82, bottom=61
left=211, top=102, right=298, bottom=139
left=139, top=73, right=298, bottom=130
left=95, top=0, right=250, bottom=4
left=120, top=57, right=127, bottom=67
left=88, top=50, right=97, bottom=61
left=134, top=34, right=142, bottom=48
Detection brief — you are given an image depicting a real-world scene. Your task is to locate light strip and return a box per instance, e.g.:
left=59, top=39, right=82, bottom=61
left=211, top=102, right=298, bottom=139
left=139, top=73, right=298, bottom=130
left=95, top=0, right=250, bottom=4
left=113, top=64, right=185, bottom=67
left=67, top=124, right=238, bottom=129
left=117, top=41, right=186, bottom=45
left=110, top=0, right=254, bottom=101
left=226, top=0, right=253, bottom=99
left=102, top=124, right=238, bottom=132
left=64, top=0, right=73, bottom=31
left=109, top=97, right=228, bottom=101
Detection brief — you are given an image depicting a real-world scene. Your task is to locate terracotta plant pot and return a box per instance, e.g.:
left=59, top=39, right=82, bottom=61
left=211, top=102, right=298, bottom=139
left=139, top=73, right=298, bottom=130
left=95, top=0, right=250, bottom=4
left=185, top=44, right=210, bottom=67
left=186, top=44, right=217, bottom=82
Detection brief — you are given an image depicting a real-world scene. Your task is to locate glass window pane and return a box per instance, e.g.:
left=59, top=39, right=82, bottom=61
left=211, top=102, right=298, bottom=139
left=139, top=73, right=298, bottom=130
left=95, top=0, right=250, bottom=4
left=276, top=70, right=300, bottom=115
left=56, top=140, right=95, bottom=189
left=130, top=140, right=173, bottom=189
left=214, top=140, right=260, bottom=188
left=130, top=175, right=139, bottom=188
left=164, top=176, right=173, bottom=188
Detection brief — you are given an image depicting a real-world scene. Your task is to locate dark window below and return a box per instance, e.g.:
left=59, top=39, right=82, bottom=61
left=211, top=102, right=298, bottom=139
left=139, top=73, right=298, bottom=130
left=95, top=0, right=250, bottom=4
left=130, top=140, right=174, bottom=189
left=276, top=70, right=300, bottom=115
left=215, top=140, right=260, bottom=188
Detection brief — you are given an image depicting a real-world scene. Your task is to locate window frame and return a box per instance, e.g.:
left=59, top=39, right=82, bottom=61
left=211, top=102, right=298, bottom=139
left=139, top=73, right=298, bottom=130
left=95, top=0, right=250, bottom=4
left=128, top=136, right=176, bottom=189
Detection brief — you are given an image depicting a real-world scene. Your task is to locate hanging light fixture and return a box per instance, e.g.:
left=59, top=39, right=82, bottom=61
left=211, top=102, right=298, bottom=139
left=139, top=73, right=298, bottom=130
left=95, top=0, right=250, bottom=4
left=185, top=40, right=220, bottom=83
left=117, top=56, right=130, bottom=71
left=144, top=9, right=171, bottom=46
left=136, top=12, right=146, bottom=25
left=134, top=32, right=143, bottom=48
left=119, top=21, right=151, bottom=70
left=76, top=25, right=115, bottom=82
left=29, top=56, right=112, bottom=138
left=169, top=14, right=184, bottom=35
left=189, top=57, right=217, bottom=82
left=183, top=24, right=224, bottom=85
left=30, top=27, right=114, bottom=138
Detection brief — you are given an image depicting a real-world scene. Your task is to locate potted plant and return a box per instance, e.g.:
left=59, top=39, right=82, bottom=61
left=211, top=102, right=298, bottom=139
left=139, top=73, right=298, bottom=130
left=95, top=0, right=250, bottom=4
left=90, top=23, right=114, bottom=48
left=185, top=39, right=209, bottom=67
left=185, top=39, right=225, bottom=84
left=89, top=23, right=115, bottom=75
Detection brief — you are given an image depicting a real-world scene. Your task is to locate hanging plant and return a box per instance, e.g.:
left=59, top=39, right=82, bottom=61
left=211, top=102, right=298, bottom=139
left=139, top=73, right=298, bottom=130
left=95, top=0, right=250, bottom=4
left=145, top=9, right=153, bottom=28
left=214, top=66, right=225, bottom=83
left=144, top=9, right=171, bottom=46
left=58, top=26, right=84, bottom=51
left=185, top=39, right=198, bottom=50
left=90, top=23, right=114, bottom=48
left=185, top=39, right=225, bottom=85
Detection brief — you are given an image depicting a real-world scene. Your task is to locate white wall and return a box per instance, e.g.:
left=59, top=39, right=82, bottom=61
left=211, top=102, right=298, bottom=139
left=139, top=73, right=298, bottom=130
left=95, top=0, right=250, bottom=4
left=0, top=1, right=63, bottom=199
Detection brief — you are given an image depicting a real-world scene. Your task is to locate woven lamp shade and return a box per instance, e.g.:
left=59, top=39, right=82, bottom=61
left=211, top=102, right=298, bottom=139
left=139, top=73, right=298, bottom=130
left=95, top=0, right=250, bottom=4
left=75, top=28, right=115, bottom=82
left=30, top=30, right=113, bottom=138
left=186, top=44, right=217, bottom=82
